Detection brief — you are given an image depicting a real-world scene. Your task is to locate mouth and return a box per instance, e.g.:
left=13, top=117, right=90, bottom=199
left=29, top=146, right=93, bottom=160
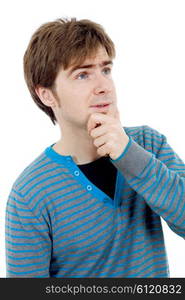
left=90, top=103, right=111, bottom=110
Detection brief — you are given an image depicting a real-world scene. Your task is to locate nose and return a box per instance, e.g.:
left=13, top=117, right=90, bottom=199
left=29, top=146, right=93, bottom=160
left=93, top=73, right=112, bottom=95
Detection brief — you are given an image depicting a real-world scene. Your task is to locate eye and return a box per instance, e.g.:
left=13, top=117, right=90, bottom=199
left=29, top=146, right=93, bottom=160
left=76, top=72, right=89, bottom=80
left=102, top=67, right=111, bottom=75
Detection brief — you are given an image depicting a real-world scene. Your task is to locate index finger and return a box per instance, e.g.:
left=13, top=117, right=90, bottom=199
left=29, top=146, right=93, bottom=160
left=87, top=113, right=108, bottom=135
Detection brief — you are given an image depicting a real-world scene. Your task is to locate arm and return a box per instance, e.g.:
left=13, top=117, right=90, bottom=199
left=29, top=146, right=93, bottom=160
left=111, top=125, right=185, bottom=239
left=5, top=188, right=52, bottom=277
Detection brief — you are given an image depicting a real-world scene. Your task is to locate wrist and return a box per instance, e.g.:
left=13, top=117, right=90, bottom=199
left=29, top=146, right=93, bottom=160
left=110, top=135, right=130, bottom=161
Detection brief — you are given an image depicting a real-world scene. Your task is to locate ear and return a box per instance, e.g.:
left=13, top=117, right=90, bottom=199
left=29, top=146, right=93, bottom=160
left=35, top=85, right=57, bottom=108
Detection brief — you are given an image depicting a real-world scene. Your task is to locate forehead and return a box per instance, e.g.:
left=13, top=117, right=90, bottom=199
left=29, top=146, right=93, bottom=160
left=67, top=47, right=111, bottom=70
left=80, top=47, right=110, bottom=64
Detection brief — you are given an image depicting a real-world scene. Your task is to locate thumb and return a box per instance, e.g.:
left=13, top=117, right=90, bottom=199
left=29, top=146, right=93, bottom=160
left=87, top=113, right=102, bottom=135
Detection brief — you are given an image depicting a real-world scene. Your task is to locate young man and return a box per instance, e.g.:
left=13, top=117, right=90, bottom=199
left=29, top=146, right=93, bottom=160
left=5, top=18, right=185, bottom=278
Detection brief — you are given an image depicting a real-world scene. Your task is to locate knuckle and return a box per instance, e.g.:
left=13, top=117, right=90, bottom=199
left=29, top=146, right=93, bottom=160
left=97, top=148, right=102, bottom=155
left=93, top=139, right=98, bottom=147
left=91, top=131, right=95, bottom=138
left=107, top=142, right=113, bottom=152
left=111, top=123, right=117, bottom=130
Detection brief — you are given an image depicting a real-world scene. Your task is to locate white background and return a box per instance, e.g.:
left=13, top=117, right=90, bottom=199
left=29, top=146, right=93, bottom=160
left=0, top=0, right=185, bottom=277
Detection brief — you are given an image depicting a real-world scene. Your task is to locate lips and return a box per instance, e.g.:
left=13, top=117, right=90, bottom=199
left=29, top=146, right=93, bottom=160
left=90, top=103, right=111, bottom=108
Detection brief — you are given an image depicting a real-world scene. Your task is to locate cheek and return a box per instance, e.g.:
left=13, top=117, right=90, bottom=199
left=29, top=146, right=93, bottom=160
left=64, top=94, right=89, bottom=118
left=72, top=89, right=90, bottom=108
left=57, top=84, right=91, bottom=114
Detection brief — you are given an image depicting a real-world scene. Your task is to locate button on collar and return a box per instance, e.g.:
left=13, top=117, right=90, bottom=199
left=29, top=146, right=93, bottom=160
left=74, top=170, right=80, bottom=176
left=87, top=185, right=92, bottom=191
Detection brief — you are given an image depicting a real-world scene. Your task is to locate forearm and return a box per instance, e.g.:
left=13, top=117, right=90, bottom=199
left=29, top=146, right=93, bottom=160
left=111, top=137, right=185, bottom=237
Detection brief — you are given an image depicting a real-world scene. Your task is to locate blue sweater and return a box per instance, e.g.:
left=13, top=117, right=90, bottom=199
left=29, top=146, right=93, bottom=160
left=5, top=125, right=185, bottom=277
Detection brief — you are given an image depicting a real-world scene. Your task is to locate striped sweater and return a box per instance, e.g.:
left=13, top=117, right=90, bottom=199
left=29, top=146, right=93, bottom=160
left=5, top=125, right=185, bottom=277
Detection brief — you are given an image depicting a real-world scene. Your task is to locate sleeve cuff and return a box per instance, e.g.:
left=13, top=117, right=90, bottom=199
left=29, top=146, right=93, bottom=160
left=110, top=137, right=154, bottom=179
left=110, top=136, right=132, bottom=162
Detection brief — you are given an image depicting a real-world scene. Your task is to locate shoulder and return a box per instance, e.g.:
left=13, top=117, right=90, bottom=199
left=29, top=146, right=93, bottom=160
left=10, top=146, right=70, bottom=202
left=12, top=150, right=50, bottom=192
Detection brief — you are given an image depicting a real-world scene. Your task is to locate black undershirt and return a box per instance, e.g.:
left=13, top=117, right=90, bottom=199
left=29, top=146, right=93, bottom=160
left=78, top=156, right=117, bottom=200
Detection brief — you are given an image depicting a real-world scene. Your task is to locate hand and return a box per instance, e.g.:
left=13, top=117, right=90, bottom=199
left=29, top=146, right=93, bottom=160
left=87, top=106, right=129, bottom=160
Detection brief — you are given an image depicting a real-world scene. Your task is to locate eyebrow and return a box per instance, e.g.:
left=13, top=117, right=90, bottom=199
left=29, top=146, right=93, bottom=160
left=67, top=60, right=113, bottom=76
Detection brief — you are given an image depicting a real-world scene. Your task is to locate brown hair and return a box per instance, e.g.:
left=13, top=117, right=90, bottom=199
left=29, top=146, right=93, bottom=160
left=23, top=17, right=116, bottom=124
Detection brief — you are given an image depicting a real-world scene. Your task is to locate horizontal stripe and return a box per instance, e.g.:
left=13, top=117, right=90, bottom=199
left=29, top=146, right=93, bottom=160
left=6, top=124, right=185, bottom=278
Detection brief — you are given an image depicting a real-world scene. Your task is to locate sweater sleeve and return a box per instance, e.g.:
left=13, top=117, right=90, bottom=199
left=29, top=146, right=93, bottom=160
left=5, top=188, right=52, bottom=277
left=111, top=125, right=185, bottom=239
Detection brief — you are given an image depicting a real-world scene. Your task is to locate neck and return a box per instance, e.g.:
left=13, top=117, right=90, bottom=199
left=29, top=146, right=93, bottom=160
left=53, top=125, right=101, bottom=165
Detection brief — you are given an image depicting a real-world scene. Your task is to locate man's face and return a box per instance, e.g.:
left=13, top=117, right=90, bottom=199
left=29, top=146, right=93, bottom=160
left=52, top=47, right=118, bottom=131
